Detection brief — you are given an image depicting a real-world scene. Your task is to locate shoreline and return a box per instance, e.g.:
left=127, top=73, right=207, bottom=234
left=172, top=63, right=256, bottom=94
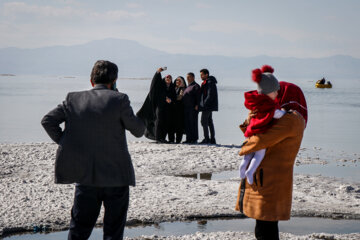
left=0, top=142, right=359, bottom=238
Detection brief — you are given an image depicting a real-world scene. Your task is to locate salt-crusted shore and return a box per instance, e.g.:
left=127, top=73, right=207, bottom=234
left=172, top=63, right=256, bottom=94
left=0, top=142, right=359, bottom=238
left=124, top=232, right=360, bottom=240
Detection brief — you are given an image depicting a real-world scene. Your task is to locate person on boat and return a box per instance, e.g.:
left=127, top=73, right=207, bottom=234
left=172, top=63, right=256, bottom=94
left=317, top=77, right=326, bottom=84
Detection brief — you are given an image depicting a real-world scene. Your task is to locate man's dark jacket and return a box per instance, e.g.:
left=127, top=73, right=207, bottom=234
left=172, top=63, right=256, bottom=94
left=199, top=76, right=218, bottom=111
left=182, top=81, right=200, bottom=109
left=41, top=84, right=145, bottom=186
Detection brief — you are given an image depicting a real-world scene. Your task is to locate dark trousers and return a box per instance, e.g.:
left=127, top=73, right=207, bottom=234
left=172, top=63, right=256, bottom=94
left=171, top=127, right=183, bottom=143
left=200, top=110, right=215, bottom=140
left=155, top=107, right=173, bottom=142
left=184, top=107, right=198, bottom=142
left=172, top=106, right=185, bottom=143
left=255, top=220, right=279, bottom=240
left=68, top=185, right=129, bottom=240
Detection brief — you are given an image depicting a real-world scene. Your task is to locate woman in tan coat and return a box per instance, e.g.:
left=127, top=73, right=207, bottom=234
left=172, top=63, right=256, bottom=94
left=235, top=66, right=306, bottom=240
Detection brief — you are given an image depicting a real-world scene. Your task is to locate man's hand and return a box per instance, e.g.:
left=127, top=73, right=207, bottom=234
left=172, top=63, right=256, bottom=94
left=166, top=97, right=172, bottom=103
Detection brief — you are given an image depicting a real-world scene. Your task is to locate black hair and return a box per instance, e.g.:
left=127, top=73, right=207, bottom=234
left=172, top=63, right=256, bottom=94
left=200, top=68, right=209, bottom=75
left=175, top=76, right=187, bottom=87
left=90, top=60, right=118, bottom=84
left=187, top=72, right=195, bottom=78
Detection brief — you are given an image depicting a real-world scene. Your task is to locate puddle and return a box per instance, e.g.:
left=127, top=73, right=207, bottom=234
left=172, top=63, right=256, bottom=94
left=177, top=173, right=213, bottom=180
left=4, top=217, right=360, bottom=239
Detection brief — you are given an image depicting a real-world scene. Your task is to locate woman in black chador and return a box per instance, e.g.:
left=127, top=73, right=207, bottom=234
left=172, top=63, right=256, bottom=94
left=171, top=76, right=187, bottom=143
left=137, top=67, right=175, bottom=143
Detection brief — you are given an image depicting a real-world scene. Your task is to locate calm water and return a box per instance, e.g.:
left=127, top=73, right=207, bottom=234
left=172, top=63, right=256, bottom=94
left=4, top=217, right=360, bottom=239
left=1, top=75, right=360, bottom=152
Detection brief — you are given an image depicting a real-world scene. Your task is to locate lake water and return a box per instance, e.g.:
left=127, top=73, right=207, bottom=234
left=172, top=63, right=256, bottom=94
left=4, top=217, right=360, bottom=239
left=1, top=74, right=359, bottom=152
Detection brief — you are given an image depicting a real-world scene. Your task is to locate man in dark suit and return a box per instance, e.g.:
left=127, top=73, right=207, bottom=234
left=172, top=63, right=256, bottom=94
left=182, top=72, right=200, bottom=143
left=199, top=68, right=218, bottom=144
left=41, top=60, right=145, bottom=240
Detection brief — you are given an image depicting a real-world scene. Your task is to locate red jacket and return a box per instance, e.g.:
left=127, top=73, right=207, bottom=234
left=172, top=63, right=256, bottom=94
left=244, top=90, right=279, bottom=138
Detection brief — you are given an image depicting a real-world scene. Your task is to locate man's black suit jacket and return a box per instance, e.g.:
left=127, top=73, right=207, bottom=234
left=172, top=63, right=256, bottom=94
left=41, top=84, right=145, bottom=186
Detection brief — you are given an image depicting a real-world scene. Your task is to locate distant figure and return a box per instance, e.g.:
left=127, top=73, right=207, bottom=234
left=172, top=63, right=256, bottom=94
left=182, top=72, right=200, bottom=143
left=199, top=69, right=218, bottom=144
left=171, top=76, right=187, bottom=143
left=326, top=80, right=332, bottom=86
left=239, top=65, right=286, bottom=185
left=317, top=77, right=326, bottom=84
left=41, top=60, right=145, bottom=240
left=137, top=68, right=176, bottom=143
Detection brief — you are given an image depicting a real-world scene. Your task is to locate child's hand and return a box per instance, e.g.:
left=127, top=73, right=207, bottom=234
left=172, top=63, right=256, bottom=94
left=245, top=109, right=258, bottom=125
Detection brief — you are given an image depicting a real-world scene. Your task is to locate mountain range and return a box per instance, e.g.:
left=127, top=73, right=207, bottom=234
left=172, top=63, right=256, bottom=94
left=1, top=38, right=359, bottom=80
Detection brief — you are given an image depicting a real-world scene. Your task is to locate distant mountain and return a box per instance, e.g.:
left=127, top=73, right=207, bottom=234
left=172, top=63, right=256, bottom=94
left=1, top=38, right=359, bottom=80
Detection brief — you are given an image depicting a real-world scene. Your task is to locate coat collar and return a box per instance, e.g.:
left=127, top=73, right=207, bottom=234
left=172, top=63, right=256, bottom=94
left=92, top=84, right=109, bottom=90
left=188, top=81, right=196, bottom=86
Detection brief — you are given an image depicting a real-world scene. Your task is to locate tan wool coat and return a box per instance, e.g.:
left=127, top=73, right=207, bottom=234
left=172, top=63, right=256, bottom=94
left=235, top=111, right=305, bottom=221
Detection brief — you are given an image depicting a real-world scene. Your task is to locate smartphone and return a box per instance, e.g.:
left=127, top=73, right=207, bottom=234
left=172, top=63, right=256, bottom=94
left=162, top=66, right=167, bottom=71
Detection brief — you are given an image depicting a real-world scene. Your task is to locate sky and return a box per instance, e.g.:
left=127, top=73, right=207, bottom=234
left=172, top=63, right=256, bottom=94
left=0, top=0, right=359, bottom=58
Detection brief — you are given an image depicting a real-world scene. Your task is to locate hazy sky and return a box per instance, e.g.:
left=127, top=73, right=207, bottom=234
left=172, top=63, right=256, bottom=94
left=0, top=0, right=359, bottom=58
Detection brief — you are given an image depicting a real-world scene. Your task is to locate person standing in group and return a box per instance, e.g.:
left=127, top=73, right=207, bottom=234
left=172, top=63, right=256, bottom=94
left=162, top=74, right=176, bottom=143
left=199, top=68, right=218, bottom=144
left=41, top=60, right=145, bottom=240
left=182, top=72, right=200, bottom=144
left=137, top=67, right=176, bottom=143
left=171, top=76, right=187, bottom=143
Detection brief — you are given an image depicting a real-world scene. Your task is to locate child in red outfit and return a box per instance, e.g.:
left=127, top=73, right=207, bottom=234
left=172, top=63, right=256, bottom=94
left=239, top=65, right=286, bottom=184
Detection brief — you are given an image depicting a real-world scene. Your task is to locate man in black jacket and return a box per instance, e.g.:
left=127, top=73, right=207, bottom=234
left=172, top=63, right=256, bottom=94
left=182, top=72, right=200, bottom=143
left=199, top=69, right=218, bottom=144
left=41, top=60, right=145, bottom=240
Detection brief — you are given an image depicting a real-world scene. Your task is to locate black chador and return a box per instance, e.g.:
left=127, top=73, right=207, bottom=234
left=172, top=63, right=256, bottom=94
left=137, top=71, right=175, bottom=142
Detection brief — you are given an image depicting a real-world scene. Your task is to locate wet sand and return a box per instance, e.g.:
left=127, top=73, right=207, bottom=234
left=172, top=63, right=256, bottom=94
left=0, top=142, right=359, bottom=238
